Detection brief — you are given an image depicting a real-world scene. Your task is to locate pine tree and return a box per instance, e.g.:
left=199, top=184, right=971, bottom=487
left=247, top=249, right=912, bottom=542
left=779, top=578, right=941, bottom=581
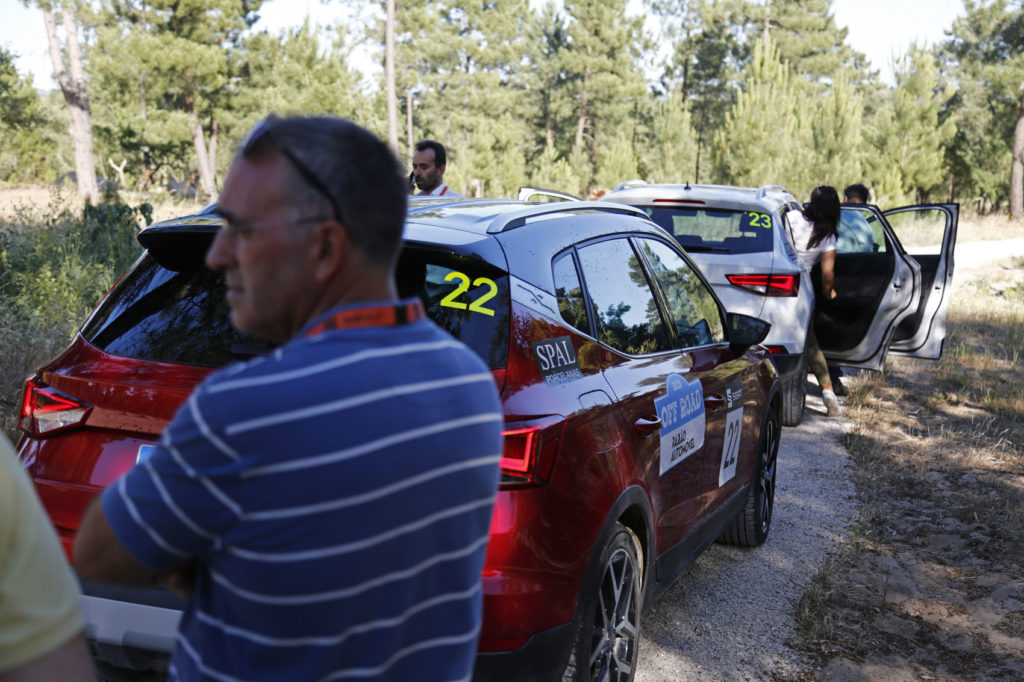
left=559, top=0, right=647, bottom=187
left=91, top=0, right=263, bottom=199
left=0, top=48, right=56, bottom=183
left=650, top=0, right=753, bottom=182
left=766, top=0, right=872, bottom=85
left=942, top=0, right=1024, bottom=219
left=808, top=73, right=863, bottom=189
left=392, top=0, right=534, bottom=196
left=712, top=37, right=811, bottom=193
left=868, top=45, right=955, bottom=206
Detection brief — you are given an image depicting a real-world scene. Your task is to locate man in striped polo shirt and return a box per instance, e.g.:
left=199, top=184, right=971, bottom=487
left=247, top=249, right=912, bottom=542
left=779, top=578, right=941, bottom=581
left=75, top=116, right=504, bottom=681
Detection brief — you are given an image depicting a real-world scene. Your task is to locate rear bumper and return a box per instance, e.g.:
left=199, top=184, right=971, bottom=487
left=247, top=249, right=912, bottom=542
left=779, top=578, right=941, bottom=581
left=79, top=578, right=183, bottom=672
left=79, top=576, right=576, bottom=678
left=473, top=621, right=574, bottom=682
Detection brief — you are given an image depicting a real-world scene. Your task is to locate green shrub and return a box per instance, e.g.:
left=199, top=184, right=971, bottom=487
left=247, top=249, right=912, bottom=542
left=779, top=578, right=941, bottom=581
left=0, top=198, right=152, bottom=432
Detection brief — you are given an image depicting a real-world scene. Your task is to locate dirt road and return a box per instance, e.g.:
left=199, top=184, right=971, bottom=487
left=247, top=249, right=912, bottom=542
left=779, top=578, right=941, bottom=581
left=635, top=406, right=855, bottom=681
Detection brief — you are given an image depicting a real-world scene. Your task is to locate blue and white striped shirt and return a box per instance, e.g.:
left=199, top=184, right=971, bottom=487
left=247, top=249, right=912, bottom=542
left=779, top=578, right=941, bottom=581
left=103, top=302, right=504, bottom=681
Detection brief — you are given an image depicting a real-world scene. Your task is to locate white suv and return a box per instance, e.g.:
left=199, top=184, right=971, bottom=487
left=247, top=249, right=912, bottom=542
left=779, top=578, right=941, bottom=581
left=523, top=183, right=959, bottom=426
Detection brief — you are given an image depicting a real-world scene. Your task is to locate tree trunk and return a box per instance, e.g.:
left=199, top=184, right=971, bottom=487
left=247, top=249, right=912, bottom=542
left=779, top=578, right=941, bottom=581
left=385, top=0, right=399, bottom=154
left=1010, top=92, right=1024, bottom=221
left=406, top=89, right=414, bottom=159
left=44, top=6, right=98, bottom=202
left=208, top=116, right=218, bottom=190
left=187, top=104, right=217, bottom=200
left=575, top=70, right=589, bottom=152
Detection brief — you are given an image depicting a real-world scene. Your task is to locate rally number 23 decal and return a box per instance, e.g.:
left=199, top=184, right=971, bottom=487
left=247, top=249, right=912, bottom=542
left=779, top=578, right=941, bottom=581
left=440, top=271, right=497, bottom=316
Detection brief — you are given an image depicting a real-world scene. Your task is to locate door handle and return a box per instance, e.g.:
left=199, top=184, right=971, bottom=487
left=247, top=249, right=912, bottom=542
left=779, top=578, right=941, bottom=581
left=704, top=394, right=725, bottom=410
left=634, top=416, right=662, bottom=433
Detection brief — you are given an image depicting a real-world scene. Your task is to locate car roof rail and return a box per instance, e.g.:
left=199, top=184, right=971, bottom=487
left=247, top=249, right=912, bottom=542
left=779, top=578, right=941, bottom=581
left=486, top=201, right=649, bottom=234
left=755, top=184, right=788, bottom=199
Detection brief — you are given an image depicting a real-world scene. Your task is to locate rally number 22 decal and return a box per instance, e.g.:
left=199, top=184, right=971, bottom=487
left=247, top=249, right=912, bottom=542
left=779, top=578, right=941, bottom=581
left=439, top=271, right=497, bottom=316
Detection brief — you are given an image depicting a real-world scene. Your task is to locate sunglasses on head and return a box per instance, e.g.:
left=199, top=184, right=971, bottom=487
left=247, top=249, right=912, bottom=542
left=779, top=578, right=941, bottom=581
left=241, top=119, right=341, bottom=222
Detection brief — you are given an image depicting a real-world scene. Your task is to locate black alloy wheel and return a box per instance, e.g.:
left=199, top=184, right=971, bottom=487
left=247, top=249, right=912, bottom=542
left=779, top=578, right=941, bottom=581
left=586, top=525, right=641, bottom=682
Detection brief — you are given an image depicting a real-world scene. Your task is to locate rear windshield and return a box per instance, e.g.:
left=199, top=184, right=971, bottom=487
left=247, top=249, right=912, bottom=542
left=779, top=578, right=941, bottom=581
left=82, top=248, right=510, bottom=371
left=641, top=207, right=773, bottom=254
left=396, top=248, right=510, bottom=371
left=81, top=254, right=275, bottom=367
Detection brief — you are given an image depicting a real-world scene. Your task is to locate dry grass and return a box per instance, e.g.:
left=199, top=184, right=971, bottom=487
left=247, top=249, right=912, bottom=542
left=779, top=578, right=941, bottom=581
left=793, top=253, right=1024, bottom=680
left=0, top=185, right=206, bottom=224
left=956, top=212, right=1024, bottom=242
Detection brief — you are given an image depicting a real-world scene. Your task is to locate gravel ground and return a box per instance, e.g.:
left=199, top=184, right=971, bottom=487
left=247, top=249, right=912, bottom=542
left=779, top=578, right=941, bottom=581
left=635, top=399, right=858, bottom=681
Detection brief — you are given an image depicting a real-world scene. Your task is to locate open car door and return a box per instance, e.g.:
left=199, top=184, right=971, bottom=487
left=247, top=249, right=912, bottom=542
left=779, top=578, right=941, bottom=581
left=814, top=203, right=957, bottom=370
left=883, top=204, right=958, bottom=359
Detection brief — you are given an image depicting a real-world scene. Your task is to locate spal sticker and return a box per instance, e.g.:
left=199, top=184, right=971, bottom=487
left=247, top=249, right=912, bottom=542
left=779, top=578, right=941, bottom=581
left=532, top=336, right=583, bottom=385
left=654, top=373, right=705, bottom=475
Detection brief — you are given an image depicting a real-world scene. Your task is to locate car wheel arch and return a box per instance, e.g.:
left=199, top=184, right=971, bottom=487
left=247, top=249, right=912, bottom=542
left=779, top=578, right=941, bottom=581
left=573, top=486, right=654, bottom=612
left=559, top=485, right=653, bottom=680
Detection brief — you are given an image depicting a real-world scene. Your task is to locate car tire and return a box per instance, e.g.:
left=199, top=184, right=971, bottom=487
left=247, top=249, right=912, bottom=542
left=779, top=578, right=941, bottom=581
left=562, top=523, right=643, bottom=682
left=718, top=406, right=780, bottom=547
left=780, top=352, right=806, bottom=427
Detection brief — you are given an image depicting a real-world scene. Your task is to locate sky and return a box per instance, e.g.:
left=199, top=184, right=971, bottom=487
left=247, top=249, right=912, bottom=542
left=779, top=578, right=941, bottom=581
left=0, top=0, right=965, bottom=91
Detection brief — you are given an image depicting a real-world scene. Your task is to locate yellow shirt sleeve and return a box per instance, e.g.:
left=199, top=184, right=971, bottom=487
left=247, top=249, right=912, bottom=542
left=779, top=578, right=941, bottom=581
left=0, top=434, right=85, bottom=673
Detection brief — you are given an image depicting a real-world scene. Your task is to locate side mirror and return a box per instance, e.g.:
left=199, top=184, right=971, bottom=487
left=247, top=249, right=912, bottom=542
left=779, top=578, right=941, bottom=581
left=727, top=312, right=771, bottom=355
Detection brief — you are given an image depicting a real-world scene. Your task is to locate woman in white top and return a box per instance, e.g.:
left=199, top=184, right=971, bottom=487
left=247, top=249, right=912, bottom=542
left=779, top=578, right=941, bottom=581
left=787, top=185, right=842, bottom=416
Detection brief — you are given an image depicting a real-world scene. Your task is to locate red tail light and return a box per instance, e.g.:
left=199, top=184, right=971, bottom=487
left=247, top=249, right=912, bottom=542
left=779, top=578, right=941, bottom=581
left=764, top=345, right=788, bottom=355
left=499, top=416, right=565, bottom=488
left=726, top=273, right=799, bottom=296
left=19, top=378, right=92, bottom=437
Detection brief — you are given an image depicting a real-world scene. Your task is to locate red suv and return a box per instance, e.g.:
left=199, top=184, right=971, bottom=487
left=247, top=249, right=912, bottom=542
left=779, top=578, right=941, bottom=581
left=18, top=198, right=781, bottom=681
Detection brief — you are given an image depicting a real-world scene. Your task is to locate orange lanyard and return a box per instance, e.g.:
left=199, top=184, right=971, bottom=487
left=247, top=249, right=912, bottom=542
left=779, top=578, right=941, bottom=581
left=304, top=300, right=426, bottom=338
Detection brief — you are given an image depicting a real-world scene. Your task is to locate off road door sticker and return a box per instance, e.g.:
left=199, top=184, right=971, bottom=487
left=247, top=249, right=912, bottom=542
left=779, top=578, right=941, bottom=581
left=532, top=336, right=583, bottom=385
left=719, top=381, right=743, bottom=486
left=654, top=374, right=705, bottom=475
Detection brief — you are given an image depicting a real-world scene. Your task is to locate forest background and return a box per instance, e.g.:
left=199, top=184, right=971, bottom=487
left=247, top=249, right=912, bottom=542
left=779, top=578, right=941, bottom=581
left=0, top=0, right=1023, bottom=217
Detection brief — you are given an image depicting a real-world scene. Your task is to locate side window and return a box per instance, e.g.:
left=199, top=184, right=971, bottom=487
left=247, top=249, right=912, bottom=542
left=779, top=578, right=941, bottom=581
left=552, top=252, right=589, bottom=334
left=838, top=207, right=885, bottom=254
left=637, top=239, right=725, bottom=347
left=884, top=208, right=949, bottom=255
left=576, top=238, right=672, bottom=355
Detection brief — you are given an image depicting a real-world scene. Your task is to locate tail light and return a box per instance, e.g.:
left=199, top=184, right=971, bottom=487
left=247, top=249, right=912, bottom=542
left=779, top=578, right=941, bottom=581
left=19, top=378, right=92, bottom=437
left=764, top=345, right=788, bottom=355
left=726, top=273, right=799, bottom=296
left=499, top=416, right=565, bottom=488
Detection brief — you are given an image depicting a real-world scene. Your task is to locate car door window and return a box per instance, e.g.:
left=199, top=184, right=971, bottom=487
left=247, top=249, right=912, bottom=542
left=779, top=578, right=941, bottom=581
left=838, top=207, right=887, bottom=254
left=576, top=238, right=672, bottom=355
left=552, top=252, right=590, bottom=334
left=883, top=207, right=950, bottom=256
left=636, top=238, right=725, bottom=347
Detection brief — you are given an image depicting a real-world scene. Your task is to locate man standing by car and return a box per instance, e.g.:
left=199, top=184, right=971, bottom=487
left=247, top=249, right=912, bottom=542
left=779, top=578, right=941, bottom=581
left=74, top=116, right=503, bottom=681
left=412, top=139, right=463, bottom=197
